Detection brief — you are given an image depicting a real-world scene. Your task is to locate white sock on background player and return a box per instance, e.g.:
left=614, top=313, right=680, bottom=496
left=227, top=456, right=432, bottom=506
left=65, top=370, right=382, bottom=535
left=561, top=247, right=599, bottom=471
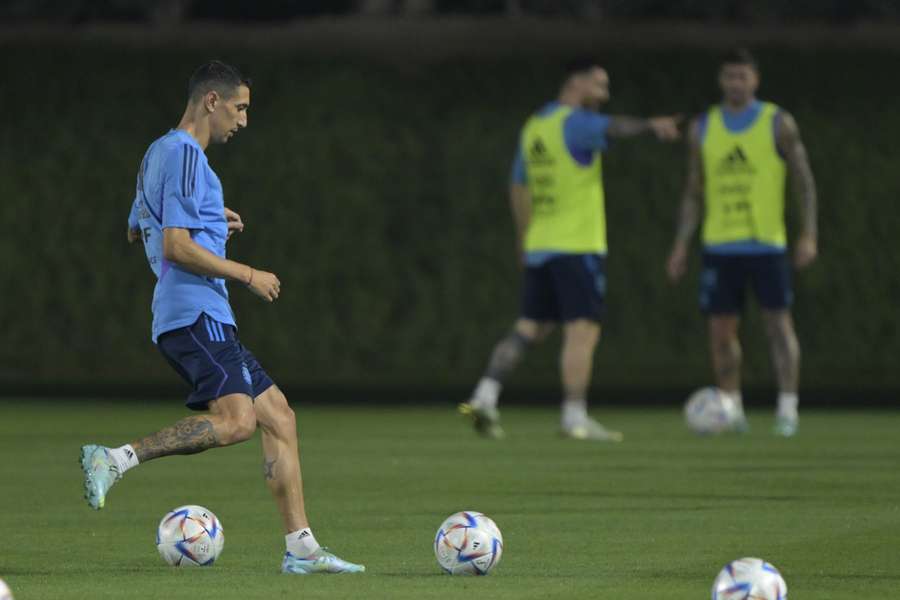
left=471, top=377, right=501, bottom=410
left=777, top=392, right=798, bottom=421
left=719, top=389, right=745, bottom=417
left=561, top=397, right=588, bottom=428
left=286, top=527, right=320, bottom=557
left=107, top=444, right=139, bottom=475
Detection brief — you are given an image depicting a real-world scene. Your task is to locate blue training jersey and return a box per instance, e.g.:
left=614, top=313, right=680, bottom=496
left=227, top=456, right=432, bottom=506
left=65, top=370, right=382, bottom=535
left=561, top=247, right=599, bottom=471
left=128, top=129, right=235, bottom=342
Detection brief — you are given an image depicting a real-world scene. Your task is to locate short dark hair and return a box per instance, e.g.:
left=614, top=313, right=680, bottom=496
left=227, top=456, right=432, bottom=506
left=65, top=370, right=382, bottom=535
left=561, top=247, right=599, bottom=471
left=187, top=60, right=251, bottom=101
left=721, top=48, right=758, bottom=70
left=564, top=56, right=603, bottom=77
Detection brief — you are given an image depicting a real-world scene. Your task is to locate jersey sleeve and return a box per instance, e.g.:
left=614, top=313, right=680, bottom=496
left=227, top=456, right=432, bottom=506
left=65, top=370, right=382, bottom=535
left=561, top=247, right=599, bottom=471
left=565, top=111, right=611, bottom=153
left=161, top=144, right=204, bottom=230
left=510, top=143, right=527, bottom=185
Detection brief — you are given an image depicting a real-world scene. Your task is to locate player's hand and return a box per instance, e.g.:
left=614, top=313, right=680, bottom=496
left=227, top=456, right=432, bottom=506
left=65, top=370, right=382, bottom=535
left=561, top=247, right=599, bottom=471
left=666, top=241, right=689, bottom=283
left=247, top=269, right=281, bottom=302
left=649, top=115, right=683, bottom=142
left=225, top=207, right=244, bottom=239
left=793, top=234, right=818, bottom=269
left=127, top=227, right=142, bottom=244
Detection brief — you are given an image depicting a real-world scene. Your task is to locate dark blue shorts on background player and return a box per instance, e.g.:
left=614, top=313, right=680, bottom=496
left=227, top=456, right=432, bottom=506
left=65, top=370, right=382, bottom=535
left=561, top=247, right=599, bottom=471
left=158, top=313, right=274, bottom=410
left=700, top=252, right=793, bottom=314
left=521, top=254, right=606, bottom=323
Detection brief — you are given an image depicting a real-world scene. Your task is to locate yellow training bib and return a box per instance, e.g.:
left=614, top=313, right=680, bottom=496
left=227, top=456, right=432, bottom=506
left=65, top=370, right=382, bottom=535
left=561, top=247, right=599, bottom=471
left=521, top=106, right=607, bottom=254
left=701, top=102, right=787, bottom=248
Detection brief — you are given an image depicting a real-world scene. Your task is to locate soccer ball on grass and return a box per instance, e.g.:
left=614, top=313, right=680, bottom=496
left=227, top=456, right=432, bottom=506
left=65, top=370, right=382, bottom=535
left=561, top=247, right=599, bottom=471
left=712, top=557, right=788, bottom=600
left=684, top=387, right=740, bottom=434
left=0, top=578, right=13, bottom=600
left=434, top=511, right=503, bottom=575
left=156, top=505, right=224, bottom=567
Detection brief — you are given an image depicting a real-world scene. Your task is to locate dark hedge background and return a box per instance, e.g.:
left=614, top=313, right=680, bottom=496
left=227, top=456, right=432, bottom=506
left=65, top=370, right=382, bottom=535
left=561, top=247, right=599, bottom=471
left=3, top=41, right=898, bottom=394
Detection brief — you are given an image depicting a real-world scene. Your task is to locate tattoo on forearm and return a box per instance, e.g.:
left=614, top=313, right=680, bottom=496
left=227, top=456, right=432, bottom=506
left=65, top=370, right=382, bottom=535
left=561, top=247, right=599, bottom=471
left=263, top=458, right=277, bottom=480
left=780, top=113, right=818, bottom=237
left=790, top=148, right=818, bottom=237
left=132, top=416, right=219, bottom=462
left=607, top=116, right=649, bottom=138
left=675, top=121, right=703, bottom=244
left=675, top=191, right=701, bottom=243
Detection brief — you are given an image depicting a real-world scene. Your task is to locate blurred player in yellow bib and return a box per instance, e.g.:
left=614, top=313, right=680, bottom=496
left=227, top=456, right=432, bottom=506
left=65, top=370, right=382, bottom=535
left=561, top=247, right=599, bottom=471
left=666, top=49, right=818, bottom=436
left=461, top=58, right=680, bottom=441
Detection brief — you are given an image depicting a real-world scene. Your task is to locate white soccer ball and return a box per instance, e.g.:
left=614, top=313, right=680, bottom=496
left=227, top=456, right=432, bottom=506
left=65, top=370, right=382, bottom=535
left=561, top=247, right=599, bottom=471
left=0, top=578, right=13, bottom=600
left=434, top=511, right=503, bottom=575
left=684, top=387, right=740, bottom=434
left=156, top=505, right=224, bottom=567
left=712, top=557, right=788, bottom=600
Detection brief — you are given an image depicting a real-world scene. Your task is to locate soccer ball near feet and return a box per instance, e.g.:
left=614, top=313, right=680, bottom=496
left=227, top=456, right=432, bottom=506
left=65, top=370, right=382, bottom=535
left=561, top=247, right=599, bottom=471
left=156, top=505, right=224, bottom=567
left=434, top=511, right=503, bottom=575
left=684, top=387, right=740, bottom=434
left=712, top=557, right=788, bottom=600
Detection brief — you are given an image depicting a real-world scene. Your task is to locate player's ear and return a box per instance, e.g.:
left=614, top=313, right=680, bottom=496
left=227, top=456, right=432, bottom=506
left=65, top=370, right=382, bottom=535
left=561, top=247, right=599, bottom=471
left=204, top=90, right=219, bottom=114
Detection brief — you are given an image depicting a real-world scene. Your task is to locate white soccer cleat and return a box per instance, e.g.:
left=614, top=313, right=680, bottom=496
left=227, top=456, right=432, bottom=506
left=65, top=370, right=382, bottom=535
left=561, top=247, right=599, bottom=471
left=459, top=402, right=505, bottom=439
left=561, top=417, right=623, bottom=442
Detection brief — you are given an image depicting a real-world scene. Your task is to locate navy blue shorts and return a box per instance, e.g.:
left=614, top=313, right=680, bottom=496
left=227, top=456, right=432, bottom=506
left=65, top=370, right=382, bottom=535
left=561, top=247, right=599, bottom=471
left=700, top=252, right=793, bottom=315
left=157, top=314, right=275, bottom=411
left=521, top=254, right=606, bottom=323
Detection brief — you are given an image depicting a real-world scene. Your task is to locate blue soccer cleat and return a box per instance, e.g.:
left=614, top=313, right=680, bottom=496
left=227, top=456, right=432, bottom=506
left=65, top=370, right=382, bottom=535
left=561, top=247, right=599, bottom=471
left=773, top=415, right=798, bottom=438
left=281, top=548, right=366, bottom=575
left=80, top=444, right=121, bottom=510
left=732, top=414, right=751, bottom=434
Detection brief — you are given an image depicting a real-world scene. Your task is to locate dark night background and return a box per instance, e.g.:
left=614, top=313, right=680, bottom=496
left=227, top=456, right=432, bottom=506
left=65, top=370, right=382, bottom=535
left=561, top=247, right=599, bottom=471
left=2, top=1, right=898, bottom=406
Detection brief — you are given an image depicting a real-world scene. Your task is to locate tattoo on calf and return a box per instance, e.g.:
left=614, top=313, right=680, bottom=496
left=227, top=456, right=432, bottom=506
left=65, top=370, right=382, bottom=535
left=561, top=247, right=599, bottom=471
left=263, top=458, right=277, bottom=480
left=715, top=341, right=741, bottom=381
left=485, top=331, right=530, bottom=382
left=132, top=417, right=219, bottom=462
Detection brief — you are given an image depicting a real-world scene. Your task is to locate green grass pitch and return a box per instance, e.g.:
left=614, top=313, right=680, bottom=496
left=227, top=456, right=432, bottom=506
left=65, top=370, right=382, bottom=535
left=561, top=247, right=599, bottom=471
left=0, top=400, right=898, bottom=599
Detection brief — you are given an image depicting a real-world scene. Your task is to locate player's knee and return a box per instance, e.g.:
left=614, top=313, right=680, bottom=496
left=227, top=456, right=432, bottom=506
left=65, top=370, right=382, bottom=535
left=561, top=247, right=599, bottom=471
left=514, top=319, right=540, bottom=341
left=563, top=320, right=600, bottom=347
left=710, top=317, right=739, bottom=342
left=258, top=387, right=297, bottom=435
left=273, top=401, right=296, bottom=433
left=228, top=409, right=258, bottom=443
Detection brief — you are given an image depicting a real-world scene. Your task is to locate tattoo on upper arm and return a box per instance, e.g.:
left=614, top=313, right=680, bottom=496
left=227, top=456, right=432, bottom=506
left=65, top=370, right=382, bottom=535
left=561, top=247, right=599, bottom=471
left=132, top=416, right=219, bottom=462
left=685, top=123, right=703, bottom=195
left=675, top=119, right=704, bottom=243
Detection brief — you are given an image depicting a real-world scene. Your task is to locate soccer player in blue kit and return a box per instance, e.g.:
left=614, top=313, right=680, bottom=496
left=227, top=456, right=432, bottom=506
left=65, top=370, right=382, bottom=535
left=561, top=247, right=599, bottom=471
left=79, top=61, right=364, bottom=575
